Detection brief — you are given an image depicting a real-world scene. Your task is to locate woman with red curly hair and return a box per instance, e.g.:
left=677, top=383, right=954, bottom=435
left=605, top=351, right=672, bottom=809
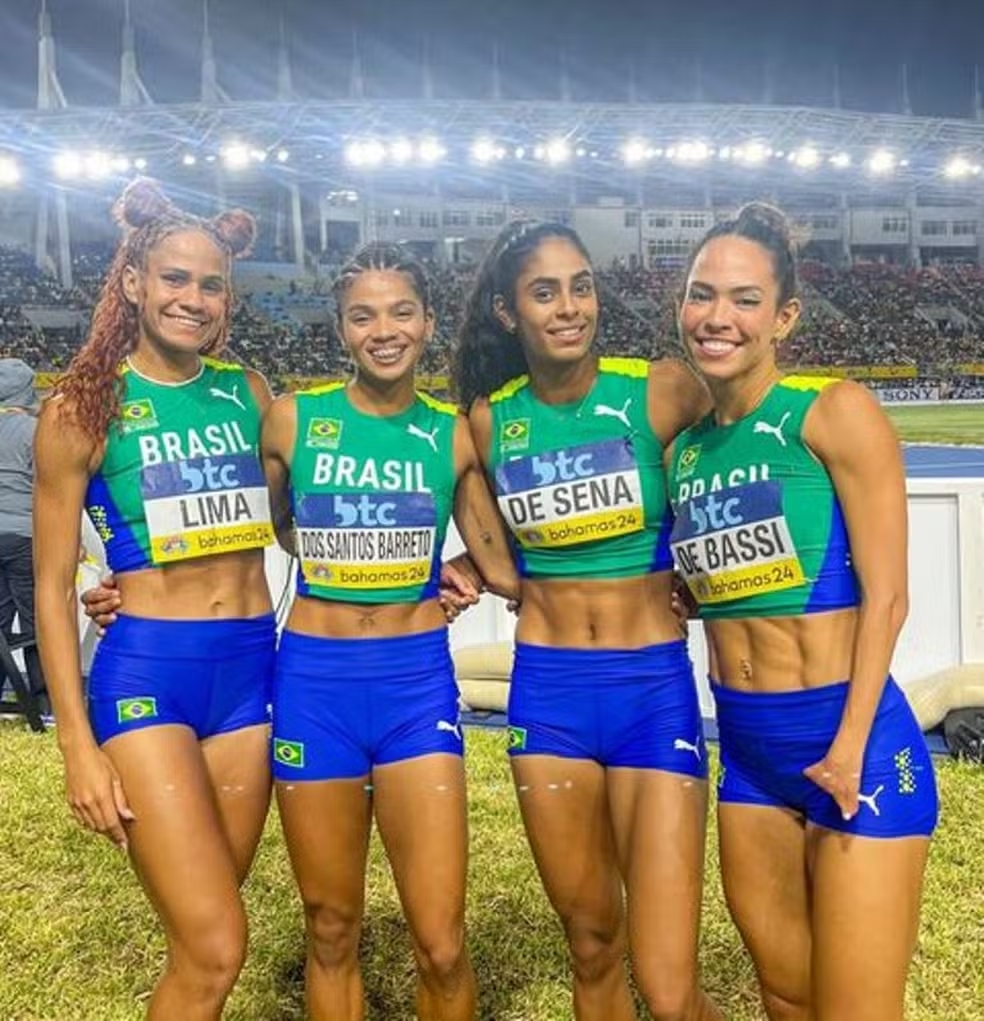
left=34, top=178, right=277, bottom=1019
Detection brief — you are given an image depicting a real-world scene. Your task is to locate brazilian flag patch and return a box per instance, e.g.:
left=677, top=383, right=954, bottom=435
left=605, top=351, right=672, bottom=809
left=306, top=418, right=343, bottom=449
left=676, top=444, right=702, bottom=480
left=274, top=738, right=306, bottom=769
left=499, top=418, right=531, bottom=452
left=116, top=697, right=158, bottom=724
left=507, top=725, right=528, bottom=751
left=120, top=398, right=158, bottom=433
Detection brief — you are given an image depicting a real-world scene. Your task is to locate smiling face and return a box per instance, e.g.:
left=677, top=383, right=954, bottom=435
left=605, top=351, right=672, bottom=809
left=122, top=229, right=230, bottom=359
left=499, top=236, right=599, bottom=370
left=337, top=268, right=434, bottom=386
left=679, top=234, right=801, bottom=387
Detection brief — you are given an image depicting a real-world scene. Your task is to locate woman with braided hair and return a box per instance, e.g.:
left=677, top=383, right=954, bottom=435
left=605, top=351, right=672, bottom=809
left=34, top=178, right=277, bottom=1019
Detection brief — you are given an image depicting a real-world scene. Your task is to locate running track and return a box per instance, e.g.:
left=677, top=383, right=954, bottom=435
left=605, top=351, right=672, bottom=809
left=904, top=444, right=984, bottom=478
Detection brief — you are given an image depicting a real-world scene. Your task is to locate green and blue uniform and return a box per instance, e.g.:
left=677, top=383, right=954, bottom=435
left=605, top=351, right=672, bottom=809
left=670, top=376, right=935, bottom=836
left=488, top=357, right=704, bottom=776
left=273, top=384, right=462, bottom=781
left=86, top=359, right=275, bottom=745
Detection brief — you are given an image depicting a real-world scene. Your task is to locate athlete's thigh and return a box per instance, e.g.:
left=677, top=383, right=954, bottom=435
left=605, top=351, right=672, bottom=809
left=718, top=803, right=812, bottom=1008
left=201, top=723, right=272, bottom=883
left=104, top=725, right=246, bottom=937
left=276, top=777, right=373, bottom=913
left=809, top=828, right=929, bottom=1021
left=372, top=753, right=469, bottom=938
left=510, top=755, right=622, bottom=924
left=607, top=767, right=709, bottom=975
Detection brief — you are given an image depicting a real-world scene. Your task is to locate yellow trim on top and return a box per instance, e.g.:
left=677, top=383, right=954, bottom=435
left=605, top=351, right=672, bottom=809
left=416, top=390, right=459, bottom=416
left=299, top=381, right=347, bottom=397
left=489, top=374, right=531, bottom=404
left=598, top=356, right=649, bottom=378
left=780, top=374, right=841, bottom=393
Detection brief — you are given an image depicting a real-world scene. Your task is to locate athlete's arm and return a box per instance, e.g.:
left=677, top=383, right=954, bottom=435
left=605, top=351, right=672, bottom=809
left=260, top=393, right=297, bottom=556
left=646, top=357, right=712, bottom=446
left=34, top=399, right=134, bottom=849
left=452, top=412, right=521, bottom=602
left=802, top=380, right=909, bottom=819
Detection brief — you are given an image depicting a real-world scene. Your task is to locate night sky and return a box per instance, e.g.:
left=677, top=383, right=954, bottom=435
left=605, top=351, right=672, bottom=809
left=0, top=0, right=982, bottom=118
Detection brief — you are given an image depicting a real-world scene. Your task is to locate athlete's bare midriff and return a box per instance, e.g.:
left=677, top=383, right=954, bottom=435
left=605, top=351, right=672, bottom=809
left=286, top=593, right=447, bottom=639
left=705, top=606, right=859, bottom=692
left=516, top=571, right=681, bottom=649
left=114, top=547, right=273, bottom=620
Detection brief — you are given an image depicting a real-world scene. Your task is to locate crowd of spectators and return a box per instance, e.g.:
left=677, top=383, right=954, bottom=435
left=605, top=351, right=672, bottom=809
left=1, top=243, right=983, bottom=390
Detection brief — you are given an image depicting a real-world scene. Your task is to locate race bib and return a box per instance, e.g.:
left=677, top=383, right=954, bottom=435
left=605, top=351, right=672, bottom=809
left=670, top=480, right=805, bottom=604
left=141, top=453, right=274, bottom=563
left=495, top=438, right=644, bottom=548
left=295, top=491, right=437, bottom=590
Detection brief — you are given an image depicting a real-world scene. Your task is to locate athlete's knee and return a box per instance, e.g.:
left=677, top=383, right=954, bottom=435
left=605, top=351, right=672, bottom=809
left=564, top=915, right=626, bottom=985
left=634, top=969, right=702, bottom=1021
left=168, top=907, right=248, bottom=1001
left=304, top=901, right=362, bottom=971
left=761, top=984, right=812, bottom=1021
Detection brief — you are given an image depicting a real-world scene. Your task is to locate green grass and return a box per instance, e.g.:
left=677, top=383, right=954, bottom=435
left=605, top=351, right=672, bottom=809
left=886, top=403, right=984, bottom=445
left=1, top=723, right=982, bottom=1019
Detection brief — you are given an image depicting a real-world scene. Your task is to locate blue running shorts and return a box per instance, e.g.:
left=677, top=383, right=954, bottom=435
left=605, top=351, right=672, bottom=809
left=507, top=639, right=707, bottom=778
left=713, top=677, right=938, bottom=837
left=88, top=613, right=276, bottom=744
left=271, top=627, right=462, bottom=781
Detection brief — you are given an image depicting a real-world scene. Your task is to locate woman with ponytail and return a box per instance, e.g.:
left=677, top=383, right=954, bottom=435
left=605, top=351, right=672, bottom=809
left=34, top=178, right=277, bottom=1019
left=453, top=222, right=721, bottom=1021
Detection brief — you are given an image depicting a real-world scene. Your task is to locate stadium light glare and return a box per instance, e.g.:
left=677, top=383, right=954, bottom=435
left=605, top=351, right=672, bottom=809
left=734, top=141, right=770, bottom=165
left=672, top=141, right=711, bottom=163
left=389, top=137, right=414, bottom=164
left=83, top=152, right=114, bottom=179
left=181, top=153, right=197, bottom=167
left=470, top=138, right=497, bottom=163
left=621, top=138, right=649, bottom=166
left=417, top=137, right=446, bottom=164
left=866, top=149, right=896, bottom=175
left=0, top=157, right=21, bottom=187
left=345, top=139, right=386, bottom=168
left=829, top=152, right=851, bottom=169
left=221, top=143, right=251, bottom=170
left=53, top=152, right=83, bottom=180
left=134, top=157, right=148, bottom=170
left=514, top=146, right=526, bottom=159
left=789, top=146, right=820, bottom=169
left=276, top=148, right=290, bottom=163
left=544, top=138, right=571, bottom=165
left=110, top=156, right=131, bottom=173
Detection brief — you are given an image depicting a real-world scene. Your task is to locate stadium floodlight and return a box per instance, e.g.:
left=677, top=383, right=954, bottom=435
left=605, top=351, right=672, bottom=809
left=83, top=152, right=114, bottom=179
left=470, top=138, right=498, bottom=164
left=134, top=157, right=148, bottom=170
left=182, top=153, right=197, bottom=167
left=250, top=149, right=268, bottom=163
left=789, top=146, right=820, bottom=169
left=514, top=146, right=526, bottom=159
left=276, top=149, right=290, bottom=163
left=670, top=141, right=711, bottom=163
left=345, top=139, right=386, bottom=168
left=417, top=137, right=446, bottom=164
left=544, top=138, right=571, bottom=165
left=221, top=143, right=251, bottom=170
left=734, top=141, right=770, bottom=165
left=110, top=156, right=131, bottom=173
left=621, top=138, right=649, bottom=166
left=0, top=156, right=20, bottom=187
left=389, top=138, right=414, bottom=164
left=866, top=149, right=896, bottom=175
left=829, top=152, right=851, bottom=169
left=53, top=151, right=84, bottom=180
left=942, top=156, right=976, bottom=179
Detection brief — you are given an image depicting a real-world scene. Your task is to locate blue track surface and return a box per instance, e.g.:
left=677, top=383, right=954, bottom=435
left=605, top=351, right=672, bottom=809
left=903, top=445, right=984, bottom=478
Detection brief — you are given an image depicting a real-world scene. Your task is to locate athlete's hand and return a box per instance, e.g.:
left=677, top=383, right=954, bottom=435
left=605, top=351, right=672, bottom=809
left=80, top=572, right=121, bottom=633
left=63, top=743, right=136, bottom=851
left=440, top=555, right=483, bottom=622
left=803, top=743, right=864, bottom=821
